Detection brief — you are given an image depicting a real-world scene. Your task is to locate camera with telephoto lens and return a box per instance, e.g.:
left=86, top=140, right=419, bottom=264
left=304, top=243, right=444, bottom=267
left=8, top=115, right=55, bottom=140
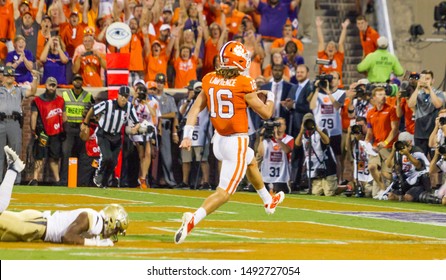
left=351, top=124, right=362, bottom=135
left=315, top=74, right=333, bottom=90
left=303, top=118, right=316, bottom=132
left=354, top=84, right=368, bottom=99
left=438, top=144, right=446, bottom=155
left=440, top=117, right=446, bottom=126
left=394, top=140, right=406, bottom=151
left=136, top=86, right=147, bottom=101
left=262, top=120, right=281, bottom=139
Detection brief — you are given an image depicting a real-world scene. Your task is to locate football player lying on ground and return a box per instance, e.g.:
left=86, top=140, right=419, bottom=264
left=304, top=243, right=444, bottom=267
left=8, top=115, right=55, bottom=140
left=0, top=146, right=128, bottom=246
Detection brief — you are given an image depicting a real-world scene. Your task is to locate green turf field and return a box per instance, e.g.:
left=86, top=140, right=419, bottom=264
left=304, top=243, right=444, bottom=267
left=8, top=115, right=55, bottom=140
left=1, top=186, right=446, bottom=260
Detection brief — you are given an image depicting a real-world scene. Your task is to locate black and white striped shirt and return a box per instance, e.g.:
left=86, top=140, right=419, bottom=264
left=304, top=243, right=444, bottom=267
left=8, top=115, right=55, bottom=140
left=94, top=100, right=139, bottom=135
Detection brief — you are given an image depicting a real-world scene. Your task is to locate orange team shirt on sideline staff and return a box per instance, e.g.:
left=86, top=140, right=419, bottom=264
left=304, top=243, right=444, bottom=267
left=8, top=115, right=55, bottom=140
left=366, top=102, right=399, bottom=148
left=202, top=71, right=257, bottom=136
left=119, top=33, right=145, bottom=71
left=173, top=55, right=198, bottom=89
left=360, top=27, right=379, bottom=57
left=317, top=50, right=344, bottom=88
left=144, top=53, right=168, bottom=82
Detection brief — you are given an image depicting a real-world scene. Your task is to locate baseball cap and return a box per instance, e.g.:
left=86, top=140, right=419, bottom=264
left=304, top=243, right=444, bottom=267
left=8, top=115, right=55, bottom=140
left=45, top=77, right=58, bottom=86
left=398, top=132, right=414, bottom=143
left=20, top=0, right=30, bottom=7
left=118, top=86, right=131, bottom=97
left=151, top=40, right=161, bottom=47
left=133, top=78, right=145, bottom=87
left=70, top=11, right=79, bottom=17
left=162, top=5, right=173, bottom=13
left=155, top=73, right=166, bottom=83
left=146, top=81, right=157, bottom=89
left=193, top=81, right=202, bottom=91
left=159, top=24, right=171, bottom=32
left=3, top=66, right=15, bottom=76
left=73, top=74, right=83, bottom=81
left=302, top=113, right=315, bottom=124
left=377, top=36, right=388, bottom=48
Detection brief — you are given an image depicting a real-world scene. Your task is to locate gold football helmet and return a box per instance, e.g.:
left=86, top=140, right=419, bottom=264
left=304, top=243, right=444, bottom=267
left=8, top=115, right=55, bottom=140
left=100, top=204, right=129, bottom=242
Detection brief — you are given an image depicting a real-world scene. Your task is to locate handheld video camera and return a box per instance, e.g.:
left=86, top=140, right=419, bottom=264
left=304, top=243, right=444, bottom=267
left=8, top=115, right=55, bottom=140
left=315, top=74, right=333, bottom=90
left=262, top=120, right=281, bottom=139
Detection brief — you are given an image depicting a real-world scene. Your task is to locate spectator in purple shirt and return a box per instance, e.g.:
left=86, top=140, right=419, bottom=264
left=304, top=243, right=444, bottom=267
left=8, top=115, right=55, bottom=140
left=40, top=35, right=69, bottom=85
left=5, top=35, right=34, bottom=84
left=252, top=0, right=299, bottom=68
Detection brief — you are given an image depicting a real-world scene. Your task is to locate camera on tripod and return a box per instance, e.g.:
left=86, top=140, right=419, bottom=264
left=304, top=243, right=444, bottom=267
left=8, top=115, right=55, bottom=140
left=314, top=74, right=333, bottom=90
left=262, top=120, right=281, bottom=139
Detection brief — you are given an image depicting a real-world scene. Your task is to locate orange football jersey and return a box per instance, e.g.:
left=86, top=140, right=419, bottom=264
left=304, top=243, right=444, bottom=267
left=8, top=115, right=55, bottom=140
left=202, top=72, right=257, bottom=136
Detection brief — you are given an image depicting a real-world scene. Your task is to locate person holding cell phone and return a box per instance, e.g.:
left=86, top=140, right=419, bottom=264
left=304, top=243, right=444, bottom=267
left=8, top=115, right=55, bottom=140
left=407, top=70, right=446, bottom=158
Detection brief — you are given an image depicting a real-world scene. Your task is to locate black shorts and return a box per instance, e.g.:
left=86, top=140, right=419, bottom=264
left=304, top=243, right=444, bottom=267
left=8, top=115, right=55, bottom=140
left=33, top=135, right=63, bottom=160
left=329, top=134, right=342, bottom=156
left=406, top=186, right=425, bottom=202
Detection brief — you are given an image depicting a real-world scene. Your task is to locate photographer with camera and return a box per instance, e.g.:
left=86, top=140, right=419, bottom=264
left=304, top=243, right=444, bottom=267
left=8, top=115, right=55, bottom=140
left=177, top=80, right=211, bottom=190
left=428, top=145, right=446, bottom=205
left=128, top=83, right=159, bottom=189
left=346, top=117, right=376, bottom=197
left=383, top=132, right=431, bottom=202
left=295, top=113, right=337, bottom=196
left=310, top=70, right=346, bottom=184
left=257, top=117, right=294, bottom=194
left=346, top=79, right=373, bottom=119
left=408, top=70, right=445, bottom=158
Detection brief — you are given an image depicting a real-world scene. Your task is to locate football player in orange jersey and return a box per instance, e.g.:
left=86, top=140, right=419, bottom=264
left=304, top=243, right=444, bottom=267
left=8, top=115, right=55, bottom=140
left=174, top=41, right=286, bottom=244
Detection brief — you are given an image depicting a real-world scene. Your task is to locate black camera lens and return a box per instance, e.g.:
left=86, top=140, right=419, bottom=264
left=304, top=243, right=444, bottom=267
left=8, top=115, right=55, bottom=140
left=304, top=119, right=316, bottom=131
left=395, top=141, right=406, bottom=151
left=439, top=144, right=446, bottom=155
left=440, top=117, right=446, bottom=126
left=351, top=124, right=362, bottom=134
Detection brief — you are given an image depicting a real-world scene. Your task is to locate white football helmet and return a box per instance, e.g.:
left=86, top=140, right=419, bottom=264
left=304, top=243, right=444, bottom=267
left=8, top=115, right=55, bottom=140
left=100, top=204, right=129, bottom=242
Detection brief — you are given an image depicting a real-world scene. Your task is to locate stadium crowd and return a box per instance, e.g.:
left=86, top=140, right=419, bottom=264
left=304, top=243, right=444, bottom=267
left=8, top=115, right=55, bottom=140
left=0, top=0, right=445, bottom=206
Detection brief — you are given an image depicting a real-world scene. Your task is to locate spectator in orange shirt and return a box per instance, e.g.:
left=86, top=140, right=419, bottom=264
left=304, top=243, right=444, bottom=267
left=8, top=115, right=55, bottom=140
left=316, top=16, right=350, bottom=88
left=271, top=23, right=304, bottom=56
left=72, top=31, right=107, bottom=87
left=356, top=15, right=379, bottom=58
left=214, top=0, right=245, bottom=41
left=263, top=52, right=290, bottom=82
left=173, top=26, right=202, bottom=88
left=119, top=17, right=145, bottom=86
left=202, top=21, right=227, bottom=76
left=59, top=7, right=89, bottom=58
left=143, top=24, right=176, bottom=83
left=36, top=14, right=52, bottom=68
left=0, top=0, right=15, bottom=52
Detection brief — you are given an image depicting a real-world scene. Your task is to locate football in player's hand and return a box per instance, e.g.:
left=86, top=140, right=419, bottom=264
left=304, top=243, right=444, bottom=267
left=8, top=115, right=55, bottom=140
left=257, top=91, right=267, bottom=103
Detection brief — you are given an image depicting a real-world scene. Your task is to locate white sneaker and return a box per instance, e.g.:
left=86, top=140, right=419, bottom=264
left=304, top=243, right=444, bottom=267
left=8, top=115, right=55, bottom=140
left=4, top=146, right=25, bottom=173
left=174, top=212, right=194, bottom=244
left=264, top=191, right=285, bottom=214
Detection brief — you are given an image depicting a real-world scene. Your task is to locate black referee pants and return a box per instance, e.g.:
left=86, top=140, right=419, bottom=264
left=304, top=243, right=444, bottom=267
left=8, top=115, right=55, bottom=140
left=96, top=129, right=122, bottom=187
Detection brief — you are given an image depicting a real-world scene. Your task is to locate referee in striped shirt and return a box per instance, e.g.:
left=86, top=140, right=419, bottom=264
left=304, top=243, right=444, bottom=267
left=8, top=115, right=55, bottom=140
left=81, top=86, right=140, bottom=188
